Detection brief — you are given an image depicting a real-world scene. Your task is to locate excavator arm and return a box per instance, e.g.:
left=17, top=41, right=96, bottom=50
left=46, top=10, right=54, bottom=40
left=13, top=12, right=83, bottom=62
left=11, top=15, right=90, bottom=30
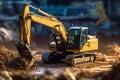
left=95, top=1, right=110, bottom=27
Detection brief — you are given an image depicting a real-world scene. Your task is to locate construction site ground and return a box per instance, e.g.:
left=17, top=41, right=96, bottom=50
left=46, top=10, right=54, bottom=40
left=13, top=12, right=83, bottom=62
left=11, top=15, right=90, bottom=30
left=0, top=32, right=120, bottom=80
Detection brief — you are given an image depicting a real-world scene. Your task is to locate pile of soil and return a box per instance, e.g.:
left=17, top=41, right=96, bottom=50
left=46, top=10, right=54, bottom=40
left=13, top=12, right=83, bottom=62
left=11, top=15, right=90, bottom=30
left=102, top=63, right=120, bottom=80
left=0, top=44, right=38, bottom=70
left=0, top=45, right=17, bottom=70
left=96, top=42, right=120, bottom=57
left=7, top=57, right=38, bottom=70
left=96, top=32, right=120, bottom=55
left=91, top=63, right=120, bottom=80
left=100, top=43, right=120, bottom=55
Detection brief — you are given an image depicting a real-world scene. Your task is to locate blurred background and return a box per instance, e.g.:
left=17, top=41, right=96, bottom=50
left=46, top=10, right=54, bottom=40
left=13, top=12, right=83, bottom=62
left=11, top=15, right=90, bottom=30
left=0, top=0, right=120, bottom=41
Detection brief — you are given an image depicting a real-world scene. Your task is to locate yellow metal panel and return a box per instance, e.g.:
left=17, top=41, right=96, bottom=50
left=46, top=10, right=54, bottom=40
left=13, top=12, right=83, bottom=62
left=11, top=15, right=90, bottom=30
left=30, top=14, right=67, bottom=41
left=80, top=39, right=98, bottom=52
left=67, top=38, right=98, bottom=53
left=20, top=4, right=31, bottom=46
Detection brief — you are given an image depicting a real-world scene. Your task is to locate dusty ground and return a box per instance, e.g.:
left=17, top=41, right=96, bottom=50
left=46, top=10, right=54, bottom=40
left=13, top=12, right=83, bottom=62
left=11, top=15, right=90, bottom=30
left=0, top=33, right=120, bottom=80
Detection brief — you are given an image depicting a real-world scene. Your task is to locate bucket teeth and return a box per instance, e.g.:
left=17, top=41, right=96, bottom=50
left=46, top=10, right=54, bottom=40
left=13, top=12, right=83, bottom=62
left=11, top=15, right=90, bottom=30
left=15, top=42, right=34, bottom=68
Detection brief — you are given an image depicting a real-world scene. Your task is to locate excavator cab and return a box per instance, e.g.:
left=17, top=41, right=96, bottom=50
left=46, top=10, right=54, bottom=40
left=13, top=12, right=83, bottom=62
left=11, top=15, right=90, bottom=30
left=67, top=27, right=88, bottom=50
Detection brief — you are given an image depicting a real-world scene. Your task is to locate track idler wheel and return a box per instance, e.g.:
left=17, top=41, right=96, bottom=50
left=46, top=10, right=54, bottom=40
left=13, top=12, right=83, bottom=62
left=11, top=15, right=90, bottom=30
left=65, top=54, right=74, bottom=66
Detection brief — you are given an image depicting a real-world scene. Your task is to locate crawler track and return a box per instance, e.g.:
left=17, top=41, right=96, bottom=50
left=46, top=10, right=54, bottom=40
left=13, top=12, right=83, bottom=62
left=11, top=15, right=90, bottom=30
left=65, top=53, right=96, bottom=66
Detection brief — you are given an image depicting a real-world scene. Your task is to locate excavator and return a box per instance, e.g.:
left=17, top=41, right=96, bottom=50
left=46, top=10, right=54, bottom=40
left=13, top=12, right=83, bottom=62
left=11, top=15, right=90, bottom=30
left=15, top=3, right=98, bottom=68
left=95, top=1, right=111, bottom=28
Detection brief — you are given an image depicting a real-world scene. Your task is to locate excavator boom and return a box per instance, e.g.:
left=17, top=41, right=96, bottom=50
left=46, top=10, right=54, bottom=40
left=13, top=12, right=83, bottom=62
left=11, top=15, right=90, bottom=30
left=20, top=3, right=67, bottom=45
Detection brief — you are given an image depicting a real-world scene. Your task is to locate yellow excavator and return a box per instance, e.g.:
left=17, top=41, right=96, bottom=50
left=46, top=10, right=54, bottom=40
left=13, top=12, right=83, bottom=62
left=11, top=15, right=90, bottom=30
left=15, top=3, right=98, bottom=68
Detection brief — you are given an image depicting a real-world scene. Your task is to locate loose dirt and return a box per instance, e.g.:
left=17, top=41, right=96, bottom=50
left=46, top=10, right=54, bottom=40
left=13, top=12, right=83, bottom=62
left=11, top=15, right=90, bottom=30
left=0, top=45, right=18, bottom=70
left=0, top=43, right=38, bottom=70
left=0, top=33, right=120, bottom=80
left=96, top=32, right=120, bottom=55
left=7, top=57, right=38, bottom=70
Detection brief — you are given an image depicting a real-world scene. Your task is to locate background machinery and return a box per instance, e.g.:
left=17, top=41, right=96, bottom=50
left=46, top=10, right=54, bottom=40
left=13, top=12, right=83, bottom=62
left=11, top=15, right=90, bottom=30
left=16, top=3, right=98, bottom=68
left=95, top=1, right=111, bottom=29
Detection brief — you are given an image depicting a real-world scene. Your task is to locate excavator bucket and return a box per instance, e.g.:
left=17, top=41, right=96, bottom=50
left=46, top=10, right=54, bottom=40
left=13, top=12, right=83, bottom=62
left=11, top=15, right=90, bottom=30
left=15, top=43, right=34, bottom=68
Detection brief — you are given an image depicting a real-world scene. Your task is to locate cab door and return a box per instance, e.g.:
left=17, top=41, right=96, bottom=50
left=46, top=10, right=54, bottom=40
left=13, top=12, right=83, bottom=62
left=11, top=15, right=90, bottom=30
left=80, top=29, right=88, bottom=49
left=67, top=29, right=80, bottom=50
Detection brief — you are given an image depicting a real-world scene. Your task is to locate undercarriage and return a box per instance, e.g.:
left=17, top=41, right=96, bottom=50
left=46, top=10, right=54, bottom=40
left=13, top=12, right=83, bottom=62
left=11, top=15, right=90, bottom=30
left=42, top=52, right=96, bottom=66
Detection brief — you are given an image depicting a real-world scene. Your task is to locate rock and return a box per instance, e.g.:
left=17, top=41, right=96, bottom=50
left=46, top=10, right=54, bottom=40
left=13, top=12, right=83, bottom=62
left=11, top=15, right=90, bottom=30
left=0, top=71, right=12, bottom=80
left=0, top=27, right=18, bottom=42
left=38, top=70, right=56, bottom=80
left=102, top=63, right=120, bottom=80
left=57, top=69, right=76, bottom=80
left=76, top=71, right=92, bottom=79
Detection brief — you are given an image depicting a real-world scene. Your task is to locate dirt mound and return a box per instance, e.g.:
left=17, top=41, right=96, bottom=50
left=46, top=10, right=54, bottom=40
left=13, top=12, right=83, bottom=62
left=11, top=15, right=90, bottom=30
left=98, top=43, right=120, bottom=55
left=96, top=32, right=120, bottom=55
left=101, top=63, right=120, bottom=80
left=0, top=44, right=38, bottom=70
left=0, top=45, right=17, bottom=70
left=7, top=57, right=38, bottom=70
